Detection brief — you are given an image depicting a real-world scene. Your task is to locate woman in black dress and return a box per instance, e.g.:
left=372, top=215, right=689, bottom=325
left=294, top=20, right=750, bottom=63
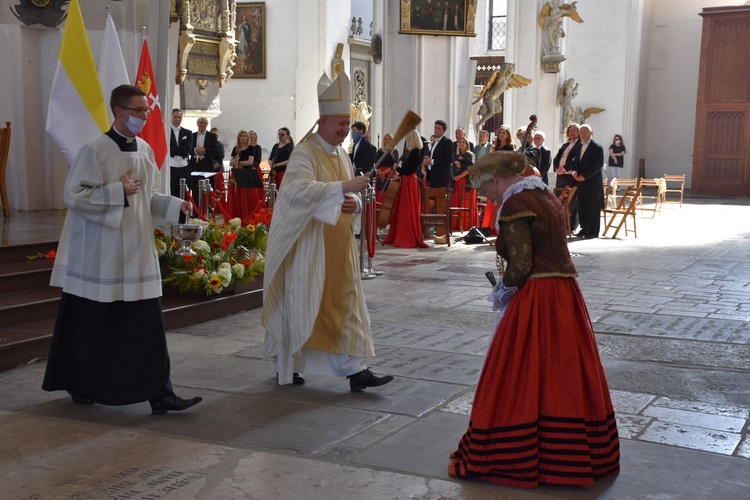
left=268, top=127, right=294, bottom=189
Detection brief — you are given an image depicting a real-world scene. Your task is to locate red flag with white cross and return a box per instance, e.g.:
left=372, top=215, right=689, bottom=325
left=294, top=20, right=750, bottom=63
left=134, top=40, right=167, bottom=169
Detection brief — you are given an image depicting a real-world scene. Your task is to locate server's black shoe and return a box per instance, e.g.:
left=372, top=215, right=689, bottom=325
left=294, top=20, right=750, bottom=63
left=69, top=392, right=94, bottom=405
left=347, top=369, right=394, bottom=392
left=149, top=394, right=202, bottom=415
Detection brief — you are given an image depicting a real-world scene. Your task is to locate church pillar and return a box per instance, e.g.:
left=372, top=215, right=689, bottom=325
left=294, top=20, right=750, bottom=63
left=295, top=0, right=352, bottom=138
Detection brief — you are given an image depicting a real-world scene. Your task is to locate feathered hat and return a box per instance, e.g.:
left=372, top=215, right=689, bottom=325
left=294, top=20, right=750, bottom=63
left=467, top=151, right=530, bottom=189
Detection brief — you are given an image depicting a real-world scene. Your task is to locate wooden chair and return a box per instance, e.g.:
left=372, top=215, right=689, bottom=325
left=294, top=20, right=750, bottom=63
left=420, top=187, right=451, bottom=246
left=663, top=174, right=686, bottom=207
left=610, top=177, right=638, bottom=208
left=0, top=121, right=11, bottom=217
left=638, top=178, right=665, bottom=218
left=449, top=185, right=472, bottom=234
left=603, top=176, right=612, bottom=208
left=601, top=185, right=643, bottom=238
left=557, top=185, right=578, bottom=237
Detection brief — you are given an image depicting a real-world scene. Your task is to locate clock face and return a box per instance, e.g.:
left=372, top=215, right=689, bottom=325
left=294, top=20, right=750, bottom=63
left=31, top=0, right=52, bottom=7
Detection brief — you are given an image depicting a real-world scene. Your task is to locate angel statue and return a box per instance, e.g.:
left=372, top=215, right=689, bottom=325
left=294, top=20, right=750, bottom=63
left=538, top=0, right=584, bottom=71
left=556, top=77, right=578, bottom=135
left=353, top=101, right=372, bottom=130
left=473, top=63, right=532, bottom=134
left=574, top=105, right=605, bottom=125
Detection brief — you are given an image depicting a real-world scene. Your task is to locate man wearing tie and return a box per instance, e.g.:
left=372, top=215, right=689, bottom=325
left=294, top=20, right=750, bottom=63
left=189, top=117, right=220, bottom=199
left=571, top=124, right=605, bottom=239
left=424, top=120, right=454, bottom=188
left=169, top=109, right=192, bottom=198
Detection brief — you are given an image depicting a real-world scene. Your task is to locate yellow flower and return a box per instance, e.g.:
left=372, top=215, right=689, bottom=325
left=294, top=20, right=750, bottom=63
left=208, top=273, right=223, bottom=291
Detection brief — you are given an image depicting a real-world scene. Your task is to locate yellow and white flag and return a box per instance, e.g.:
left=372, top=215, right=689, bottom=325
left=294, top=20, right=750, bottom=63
left=46, top=0, right=109, bottom=165
left=97, top=10, right=130, bottom=124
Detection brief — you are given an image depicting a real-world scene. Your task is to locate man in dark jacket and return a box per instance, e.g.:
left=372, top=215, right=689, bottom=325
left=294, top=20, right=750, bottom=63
left=349, top=121, right=376, bottom=176
left=571, top=124, right=605, bottom=239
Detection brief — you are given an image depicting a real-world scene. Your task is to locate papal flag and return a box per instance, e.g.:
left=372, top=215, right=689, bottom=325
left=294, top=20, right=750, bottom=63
left=45, top=0, right=108, bottom=165
left=134, top=40, right=167, bottom=169
left=97, top=10, right=129, bottom=124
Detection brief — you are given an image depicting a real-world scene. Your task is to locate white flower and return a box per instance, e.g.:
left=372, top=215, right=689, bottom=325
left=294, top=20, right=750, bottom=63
left=218, top=267, right=232, bottom=286
left=232, top=263, right=245, bottom=279
left=228, top=217, right=242, bottom=230
left=192, top=240, right=210, bottom=252
left=192, top=269, right=206, bottom=279
left=155, top=239, right=167, bottom=257
left=219, top=262, right=232, bottom=272
left=213, top=253, right=223, bottom=261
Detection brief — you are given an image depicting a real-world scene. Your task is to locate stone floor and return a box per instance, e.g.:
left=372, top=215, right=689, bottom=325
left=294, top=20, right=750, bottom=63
left=2, top=195, right=750, bottom=499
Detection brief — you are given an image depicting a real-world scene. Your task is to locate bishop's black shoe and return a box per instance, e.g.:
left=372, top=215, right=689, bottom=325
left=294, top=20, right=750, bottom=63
left=149, top=394, right=202, bottom=415
left=276, top=372, right=306, bottom=385
left=347, top=369, right=394, bottom=392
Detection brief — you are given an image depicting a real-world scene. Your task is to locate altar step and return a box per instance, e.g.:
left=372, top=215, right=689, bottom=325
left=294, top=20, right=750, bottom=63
left=0, top=241, right=262, bottom=373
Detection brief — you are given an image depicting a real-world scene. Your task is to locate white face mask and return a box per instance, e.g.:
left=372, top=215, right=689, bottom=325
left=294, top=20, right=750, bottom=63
left=122, top=113, right=147, bottom=135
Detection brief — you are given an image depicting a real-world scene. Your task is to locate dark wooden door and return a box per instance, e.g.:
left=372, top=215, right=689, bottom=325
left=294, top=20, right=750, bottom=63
left=692, top=7, right=750, bottom=196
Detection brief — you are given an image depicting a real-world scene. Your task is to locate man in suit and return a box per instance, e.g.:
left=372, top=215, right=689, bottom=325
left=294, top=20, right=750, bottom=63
left=553, top=123, right=582, bottom=232
left=349, top=121, right=376, bottom=176
left=169, top=109, right=192, bottom=198
left=532, top=130, right=552, bottom=186
left=474, top=130, right=491, bottom=160
left=571, top=124, right=605, bottom=239
left=453, top=126, right=474, bottom=154
left=424, top=120, right=454, bottom=188
left=189, top=116, right=220, bottom=199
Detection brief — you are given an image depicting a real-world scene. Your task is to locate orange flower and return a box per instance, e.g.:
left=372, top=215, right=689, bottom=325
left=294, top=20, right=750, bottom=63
left=154, top=228, right=165, bottom=238
left=182, top=255, right=194, bottom=263
left=222, top=231, right=238, bottom=251
left=45, top=250, right=57, bottom=263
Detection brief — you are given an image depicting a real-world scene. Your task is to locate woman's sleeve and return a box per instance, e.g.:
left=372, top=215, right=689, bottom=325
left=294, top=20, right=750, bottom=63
left=500, top=218, right=533, bottom=288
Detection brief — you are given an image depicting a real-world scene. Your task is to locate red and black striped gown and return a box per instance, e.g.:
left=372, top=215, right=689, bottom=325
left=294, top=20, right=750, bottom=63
left=449, top=185, right=619, bottom=488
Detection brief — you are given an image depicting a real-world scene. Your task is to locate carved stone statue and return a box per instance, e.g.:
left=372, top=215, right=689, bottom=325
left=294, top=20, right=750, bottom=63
left=538, top=1, right=583, bottom=73
left=557, top=77, right=579, bottom=134
left=472, top=63, right=532, bottom=134
left=351, top=101, right=372, bottom=130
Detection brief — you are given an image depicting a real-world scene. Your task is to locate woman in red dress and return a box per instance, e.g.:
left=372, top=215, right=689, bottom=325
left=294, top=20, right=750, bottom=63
left=449, top=151, right=620, bottom=488
left=450, top=137, right=477, bottom=231
left=383, top=130, right=428, bottom=248
left=480, top=125, right=515, bottom=234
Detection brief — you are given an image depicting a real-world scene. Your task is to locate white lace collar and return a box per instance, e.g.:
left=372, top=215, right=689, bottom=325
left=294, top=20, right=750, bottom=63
left=495, top=176, right=548, bottom=231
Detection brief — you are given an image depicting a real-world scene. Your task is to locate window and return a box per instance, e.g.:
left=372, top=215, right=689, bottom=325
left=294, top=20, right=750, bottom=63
left=488, top=0, right=507, bottom=51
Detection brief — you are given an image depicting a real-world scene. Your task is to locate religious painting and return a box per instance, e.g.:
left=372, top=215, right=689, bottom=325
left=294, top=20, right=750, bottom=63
left=400, top=0, right=477, bottom=37
left=235, top=2, right=266, bottom=78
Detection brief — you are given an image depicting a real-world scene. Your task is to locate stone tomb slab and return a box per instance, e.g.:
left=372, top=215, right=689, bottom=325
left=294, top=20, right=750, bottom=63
left=27, top=390, right=389, bottom=455
left=350, top=411, right=469, bottom=479
left=595, top=311, right=750, bottom=343
left=1, top=416, right=504, bottom=500
left=243, top=376, right=468, bottom=418
left=372, top=320, right=491, bottom=355
left=371, top=346, right=483, bottom=385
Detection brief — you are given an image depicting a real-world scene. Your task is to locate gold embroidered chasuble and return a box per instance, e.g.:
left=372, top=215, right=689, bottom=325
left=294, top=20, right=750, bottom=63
left=262, top=135, right=374, bottom=384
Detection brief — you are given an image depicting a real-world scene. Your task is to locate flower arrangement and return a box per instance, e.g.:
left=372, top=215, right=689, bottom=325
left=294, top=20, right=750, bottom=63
left=155, top=217, right=267, bottom=296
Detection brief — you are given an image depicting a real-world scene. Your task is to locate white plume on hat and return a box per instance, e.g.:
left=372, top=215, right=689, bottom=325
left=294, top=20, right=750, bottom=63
left=317, top=71, right=351, bottom=117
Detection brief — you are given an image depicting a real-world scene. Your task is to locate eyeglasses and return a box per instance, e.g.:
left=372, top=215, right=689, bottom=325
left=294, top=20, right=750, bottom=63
left=120, top=106, right=151, bottom=115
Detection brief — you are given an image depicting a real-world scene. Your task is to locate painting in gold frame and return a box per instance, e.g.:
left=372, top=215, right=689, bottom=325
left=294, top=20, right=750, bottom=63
left=235, top=2, right=266, bottom=78
left=400, top=0, right=477, bottom=36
